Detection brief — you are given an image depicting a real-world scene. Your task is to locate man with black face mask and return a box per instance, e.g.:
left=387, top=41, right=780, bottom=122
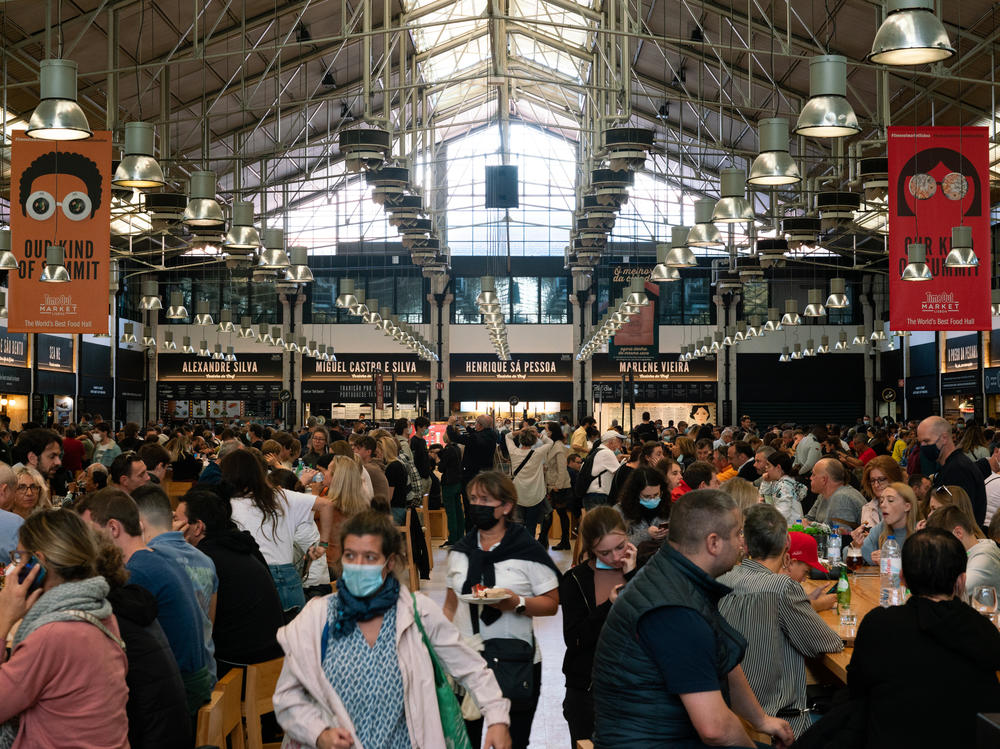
left=917, top=416, right=987, bottom=526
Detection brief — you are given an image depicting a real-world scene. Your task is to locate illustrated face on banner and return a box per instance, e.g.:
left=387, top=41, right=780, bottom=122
left=690, top=404, right=711, bottom=425
left=895, top=147, right=982, bottom=220
left=19, top=152, right=103, bottom=228
left=8, top=133, right=111, bottom=334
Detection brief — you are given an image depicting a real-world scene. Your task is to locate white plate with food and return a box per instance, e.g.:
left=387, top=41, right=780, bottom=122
left=458, top=589, right=511, bottom=605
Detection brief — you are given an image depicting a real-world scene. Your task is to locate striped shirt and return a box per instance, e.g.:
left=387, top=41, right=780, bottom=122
left=718, top=559, right=843, bottom=738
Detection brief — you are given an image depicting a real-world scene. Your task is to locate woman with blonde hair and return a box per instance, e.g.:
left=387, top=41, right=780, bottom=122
left=922, top=485, right=984, bottom=538
left=12, top=465, right=49, bottom=518
left=671, top=436, right=696, bottom=466
left=375, top=436, right=407, bottom=523
left=0, top=509, right=129, bottom=746
left=721, top=476, right=762, bottom=512
left=852, top=481, right=922, bottom=564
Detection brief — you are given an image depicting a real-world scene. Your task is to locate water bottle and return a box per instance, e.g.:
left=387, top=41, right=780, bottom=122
left=879, top=535, right=902, bottom=607
left=828, top=525, right=842, bottom=566
left=294, top=459, right=304, bottom=477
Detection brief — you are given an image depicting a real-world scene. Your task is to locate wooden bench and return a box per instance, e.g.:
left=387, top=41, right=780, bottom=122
left=397, top=511, right=420, bottom=591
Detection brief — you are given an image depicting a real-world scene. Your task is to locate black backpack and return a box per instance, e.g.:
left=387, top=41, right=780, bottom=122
left=573, top=442, right=608, bottom=499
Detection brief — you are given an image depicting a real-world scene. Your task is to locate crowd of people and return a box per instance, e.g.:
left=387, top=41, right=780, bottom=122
left=0, top=408, right=996, bottom=747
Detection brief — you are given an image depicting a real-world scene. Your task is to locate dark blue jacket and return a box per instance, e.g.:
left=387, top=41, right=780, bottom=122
left=592, top=543, right=746, bottom=748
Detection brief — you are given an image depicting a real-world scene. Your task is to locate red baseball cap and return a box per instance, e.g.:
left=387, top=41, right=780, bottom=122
left=788, top=532, right=827, bottom=573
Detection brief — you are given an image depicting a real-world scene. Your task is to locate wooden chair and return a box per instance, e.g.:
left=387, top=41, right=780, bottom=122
left=424, top=482, right=449, bottom=540
left=576, top=741, right=594, bottom=749
left=196, top=668, right=246, bottom=749
left=397, top=512, right=420, bottom=591
left=243, top=657, right=285, bottom=749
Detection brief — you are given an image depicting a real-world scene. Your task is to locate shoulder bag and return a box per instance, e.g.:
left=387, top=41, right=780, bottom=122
left=411, top=593, right=474, bottom=749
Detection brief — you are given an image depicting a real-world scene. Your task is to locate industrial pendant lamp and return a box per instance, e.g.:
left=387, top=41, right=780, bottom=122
left=746, top=315, right=763, bottom=338
left=217, top=309, right=236, bottom=333
left=257, top=228, right=290, bottom=269
left=867, top=0, right=955, bottom=66
left=26, top=59, right=92, bottom=140
left=901, top=243, right=933, bottom=281
left=225, top=346, right=237, bottom=363
left=852, top=326, right=868, bottom=345
left=181, top=335, right=195, bottom=354
left=120, top=323, right=137, bottom=344
left=993, top=289, right=1000, bottom=317
left=649, top=244, right=680, bottom=282
left=762, top=307, right=781, bottom=332
left=803, top=289, right=827, bottom=317
left=257, top=324, right=274, bottom=345
left=271, top=327, right=285, bottom=348
left=39, top=244, right=71, bottom=282
left=733, top=321, right=746, bottom=342
left=665, top=226, right=697, bottom=267
left=816, top=335, right=831, bottom=354
left=142, top=326, right=156, bottom=348
left=0, top=230, right=17, bottom=270
left=791, top=343, right=804, bottom=360
left=624, top=278, right=650, bottom=307
left=834, top=331, right=850, bottom=350
left=870, top=321, right=888, bottom=342
left=825, top=278, right=849, bottom=308
left=803, top=339, right=816, bottom=357
left=113, top=122, right=165, bottom=188
left=224, top=201, right=261, bottom=251
left=686, top=199, right=724, bottom=248
left=162, top=331, right=177, bottom=350
left=0, top=291, right=7, bottom=318
left=193, top=300, right=214, bottom=326
left=778, top=346, right=791, bottom=363
left=748, top=118, right=800, bottom=187
left=139, top=279, right=162, bottom=310
left=285, top=246, right=315, bottom=283
left=198, top=340, right=211, bottom=357
left=212, top=344, right=225, bottom=361
left=166, top=292, right=188, bottom=319
left=780, top=299, right=802, bottom=326
left=944, top=226, right=977, bottom=268
left=238, top=317, right=255, bottom=338
left=712, top=168, right=755, bottom=223
left=795, top=56, right=861, bottom=138
left=335, top=279, right=359, bottom=309
left=182, top=171, right=225, bottom=226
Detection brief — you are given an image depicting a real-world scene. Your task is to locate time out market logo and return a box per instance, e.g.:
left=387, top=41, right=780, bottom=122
left=39, top=293, right=78, bottom=315
left=919, top=291, right=958, bottom=312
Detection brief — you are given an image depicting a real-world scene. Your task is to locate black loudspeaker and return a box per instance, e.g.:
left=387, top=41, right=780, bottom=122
left=485, top=165, right=519, bottom=208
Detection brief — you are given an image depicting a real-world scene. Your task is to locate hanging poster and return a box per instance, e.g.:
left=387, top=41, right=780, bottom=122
left=7, top=132, right=112, bottom=334
left=608, top=265, right=659, bottom=362
left=888, top=126, right=990, bottom=331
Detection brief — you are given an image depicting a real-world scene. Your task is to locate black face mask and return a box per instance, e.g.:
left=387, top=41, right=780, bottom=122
left=468, top=504, right=501, bottom=531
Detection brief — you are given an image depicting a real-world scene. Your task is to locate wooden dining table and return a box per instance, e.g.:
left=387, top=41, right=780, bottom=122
left=803, top=568, right=882, bottom=684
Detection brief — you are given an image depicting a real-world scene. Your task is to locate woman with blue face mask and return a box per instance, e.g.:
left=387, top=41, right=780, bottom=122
left=558, top=506, right=637, bottom=746
left=273, top=510, right=513, bottom=749
left=614, top=465, right=671, bottom=546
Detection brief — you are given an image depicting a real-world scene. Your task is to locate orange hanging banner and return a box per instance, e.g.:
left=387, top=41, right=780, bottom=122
left=8, top=131, right=112, bottom=334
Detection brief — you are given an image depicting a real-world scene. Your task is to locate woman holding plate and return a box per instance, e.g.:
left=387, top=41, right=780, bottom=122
left=443, top=471, right=560, bottom=749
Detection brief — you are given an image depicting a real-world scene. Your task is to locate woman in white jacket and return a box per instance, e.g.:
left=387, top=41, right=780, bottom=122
left=274, top=511, right=512, bottom=749
left=504, top=427, right=552, bottom=544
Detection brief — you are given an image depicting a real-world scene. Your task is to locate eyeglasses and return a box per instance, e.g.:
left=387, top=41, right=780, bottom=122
left=8, top=550, right=31, bottom=563
left=935, top=485, right=953, bottom=497
left=15, top=484, right=39, bottom=494
left=869, top=476, right=889, bottom=487
left=907, top=173, right=969, bottom=202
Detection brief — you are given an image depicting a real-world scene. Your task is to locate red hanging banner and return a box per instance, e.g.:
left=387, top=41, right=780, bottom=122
left=8, top=132, right=112, bottom=334
left=888, top=126, right=990, bottom=331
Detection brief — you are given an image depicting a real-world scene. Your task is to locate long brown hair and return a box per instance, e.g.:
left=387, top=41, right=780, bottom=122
left=220, top=449, right=282, bottom=537
left=861, top=455, right=905, bottom=500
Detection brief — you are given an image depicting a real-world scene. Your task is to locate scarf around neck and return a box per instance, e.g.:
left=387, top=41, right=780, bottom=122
left=451, top=523, right=560, bottom=625
left=327, top=574, right=400, bottom=641
left=13, top=575, right=113, bottom=650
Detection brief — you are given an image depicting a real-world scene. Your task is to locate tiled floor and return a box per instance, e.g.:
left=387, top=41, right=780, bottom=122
left=421, top=542, right=574, bottom=749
